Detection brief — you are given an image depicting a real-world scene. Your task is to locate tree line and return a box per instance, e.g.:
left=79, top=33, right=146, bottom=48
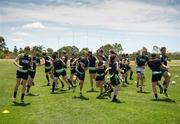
left=0, top=36, right=180, bottom=60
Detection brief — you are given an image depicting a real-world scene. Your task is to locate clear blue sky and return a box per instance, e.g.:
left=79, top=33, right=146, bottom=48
left=0, top=0, right=179, bottom=53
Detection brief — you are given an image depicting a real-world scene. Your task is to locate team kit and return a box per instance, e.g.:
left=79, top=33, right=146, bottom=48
left=12, top=46, right=171, bottom=103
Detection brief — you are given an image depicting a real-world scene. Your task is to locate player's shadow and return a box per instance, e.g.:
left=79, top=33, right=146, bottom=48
left=108, top=100, right=125, bottom=104
left=41, top=84, right=51, bottom=87
left=151, top=98, right=176, bottom=103
left=73, top=95, right=89, bottom=101
left=51, top=90, right=70, bottom=94
left=137, top=91, right=151, bottom=94
left=26, top=93, right=39, bottom=97
left=86, top=90, right=99, bottom=93
left=11, top=102, right=31, bottom=107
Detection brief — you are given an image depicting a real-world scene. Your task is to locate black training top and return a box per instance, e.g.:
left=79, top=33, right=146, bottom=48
left=160, top=55, right=168, bottom=66
left=88, top=56, right=96, bottom=67
left=77, top=58, right=88, bottom=73
left=31, top=56, right=40, bottom=70
left=63, top=55, right=68, bottom=68
left=70, top=58, right=76, bottom=69
left=109, top=61, right=119, bottom=75
left=136, top=55, right=149, bottom=67
left=53, top=58, right=64, bottom=70
left=148, top=59, right=161, bottom=71
left=19, top=54, right=31, bottom=70
left=44, top=56, right=51, bottom=67
left=96, top=61, right=106, bottom=76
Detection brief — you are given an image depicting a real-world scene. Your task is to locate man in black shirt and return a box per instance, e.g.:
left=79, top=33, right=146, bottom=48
left=160, top=47, right=171, bottom=97
left=136, top=48, right=149, bottom=92
left=13, top=46, right=32, bottom=103
left=87, top=51, right=97, bottom=91
left=42, top=51, right=52, bottom=86
left=27, top=49, right=41, bottom=95
left=148, top=53, right=164, bottom=99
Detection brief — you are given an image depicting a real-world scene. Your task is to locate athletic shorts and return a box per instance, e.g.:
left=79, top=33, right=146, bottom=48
left=136, top=66, right=145, bottom=74
left=152, top=73, right=162, bottom=82
left=89, top=69, right=96, bottom=74
left=45, top=67, right=52, bottom=73
left=110, top=74, right=120, bottom=86
left=96, top=75, right=105, bottom=81
left=28, top=70, right=36, bottom=79
left=71, top=68, right=76, bottom=75
left=75, top=70, right=85, bottom=81
left=16, top=70, right=28, bottom=80
left=54, top=70, right=66, bottom=78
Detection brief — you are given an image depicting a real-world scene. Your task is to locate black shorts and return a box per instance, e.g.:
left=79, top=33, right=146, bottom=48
left=71, top=68, right=76, bottom=75
left=28, top=70, right=36, bottom=79
left=45, top=68, right=51, bottom=73
left=152, top=73, right=162, bottom=82
left=54, top=70, right=67, bottom=77
left=96, top=75, right=105, bottom=81
left=76, top=71, right=85, bottom=81
left=16, top=70, right=28, bottom=80
left=110, top=75, right=120, bottom=86
left=89, top=69, right=96, bottom=74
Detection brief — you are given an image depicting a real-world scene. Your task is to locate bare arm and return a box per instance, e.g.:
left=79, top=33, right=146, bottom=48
left=13, top=54, right=22, bottom=69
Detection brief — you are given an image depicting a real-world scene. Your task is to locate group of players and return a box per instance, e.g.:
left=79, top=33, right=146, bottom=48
left=12, top=46, right=171, bottom=103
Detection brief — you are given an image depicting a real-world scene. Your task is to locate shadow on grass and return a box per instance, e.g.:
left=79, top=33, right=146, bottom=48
left=137, top=91, right=151, bottom=94
left=51, top=90, right=70, bottom=94
left=11, top=102, right=31, bottom=107
left=86, top=90, right=99, bottom=93
left=151, top=98, right=176, bottom=103
left=40, top=84, right=51, bottom=87
left=107, top=100, right=125, bottom=104
left=73, top=95, right=89, bottom=100
left=26, top=93, right=39, bottom=97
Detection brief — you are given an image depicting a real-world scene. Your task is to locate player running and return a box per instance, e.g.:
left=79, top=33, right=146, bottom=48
left=13, top=46, right=32, bottom=103
left=27, top=49, right=41, bottom=95
left=109, top=54, right=121, bottom=102
left=96, top=55, right=107, bottom=99
left=51, top=52, right=73, bottom=93
left=69, top=53, right=78, bottom=87
left=42, top=51, right=52, bottom=86
left=148, top=53, right=164, bottom=99
left=136, top=48, right=149, bottom=92
left=87, top=51, right=97, bottom=91
left=160, top=47, right=171, bottom=97
left=72, top=54, right=89, bottom=96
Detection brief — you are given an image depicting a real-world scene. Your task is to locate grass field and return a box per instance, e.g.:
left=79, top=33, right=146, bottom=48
left=0, top=61, right=180, bottom=124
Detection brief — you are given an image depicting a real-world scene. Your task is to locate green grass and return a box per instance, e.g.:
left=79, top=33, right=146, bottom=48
left=0, top=61, right=180, bottom=124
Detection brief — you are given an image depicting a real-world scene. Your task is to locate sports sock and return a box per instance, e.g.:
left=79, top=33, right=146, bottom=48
left=52, top=82, right=56, bottom=92
left=13, top=91, right=17, bottom=98
left=130, top=71, right=133, bottom=79
left=21, top=93, right=25, bottom=100
left=27, top=85, right=30, bottom=93
left=46, top=75, right=50, bottom=82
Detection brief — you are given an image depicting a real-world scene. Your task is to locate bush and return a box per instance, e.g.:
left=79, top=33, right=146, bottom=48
left=0, top=51, right=5, bottom=59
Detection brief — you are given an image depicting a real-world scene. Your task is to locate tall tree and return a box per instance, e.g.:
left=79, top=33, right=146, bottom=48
left=112, top=43, right=123, bottom=54
left=0, top=36, right=6, bottom=51
left=58, top=46, right=79, bottom=58
left=78, top=48, right=89, bottom=57
left=99, top=44, right=113, bottom=56
left=47, top=48, right=53, bottom=55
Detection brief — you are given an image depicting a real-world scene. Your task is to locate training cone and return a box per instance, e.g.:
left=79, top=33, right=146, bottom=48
left=2, top=110, right=10, bottom=114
